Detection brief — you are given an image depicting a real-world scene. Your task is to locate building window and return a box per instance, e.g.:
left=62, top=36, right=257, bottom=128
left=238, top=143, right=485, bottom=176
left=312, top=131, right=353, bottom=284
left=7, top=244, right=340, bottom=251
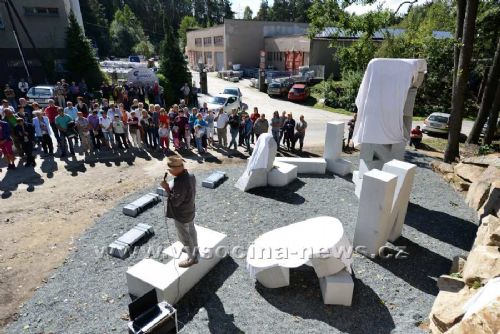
left=195, top=38, right=202, bottom=47
left=203, top=37, right=212, bottom=46
left=24, top=7, right=59, bottom=16
left=267, top=52, right=272, bottom=62
left=214, top=36, right=224, bottom=46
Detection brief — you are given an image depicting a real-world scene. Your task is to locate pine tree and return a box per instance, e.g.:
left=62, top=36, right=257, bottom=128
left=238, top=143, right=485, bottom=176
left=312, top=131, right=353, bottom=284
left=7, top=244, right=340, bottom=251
left=80, top=0, right=110, bottom=57
left=109, top=5, right=146, bottom=57
left=159, top=24, right=191, bottom=106
left=256, top=0, right=271, bottom=21
left=243, top=6, right=253, bottom=20
left=65, top=11, right=103, bottom=91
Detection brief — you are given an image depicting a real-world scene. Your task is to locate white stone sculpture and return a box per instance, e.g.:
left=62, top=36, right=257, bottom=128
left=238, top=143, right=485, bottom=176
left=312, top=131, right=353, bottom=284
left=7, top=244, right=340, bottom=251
left=352, top=58, right=426, bottom=193
left=126, top=225, right=227, bottom=304
left=319, top=269, right=354, bottom=306
left=235, top=133, right=277, bottom=191
left=353, top=160, right=417, bottom=256
left=323, top=121, right=353, bottom=176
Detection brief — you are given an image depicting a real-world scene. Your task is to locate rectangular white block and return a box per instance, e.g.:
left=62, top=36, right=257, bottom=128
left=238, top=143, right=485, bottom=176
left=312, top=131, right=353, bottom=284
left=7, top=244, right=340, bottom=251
left=382, top=160, right=417, bottom=242
left=323, top=121, right=345, bottom=161
left=275, top=157, right=327, bottom=174
left=352, top=170, right=362, bottom=198
left=353, top=169, right=397, bottom=256
left=326, top=158, right=353, bottom=176
left=235, top=168, right=268, bottom=191
left=319, top=269, right=354, bottom=306
left=126, top=226, right=227, bottom=304
left=255, top=266, right=290, bottom=288
left=267, top=162, right=298, bottom=187
left=310, top=257, right=346, bottom=278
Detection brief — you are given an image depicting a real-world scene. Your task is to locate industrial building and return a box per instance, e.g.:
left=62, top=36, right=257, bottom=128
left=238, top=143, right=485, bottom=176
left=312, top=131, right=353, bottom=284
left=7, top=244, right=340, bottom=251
left=0, top=0, right=84, bottom=84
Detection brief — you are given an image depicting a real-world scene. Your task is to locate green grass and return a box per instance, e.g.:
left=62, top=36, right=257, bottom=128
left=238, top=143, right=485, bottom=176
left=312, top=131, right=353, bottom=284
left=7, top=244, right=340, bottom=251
left=305, top=93, right=353, bottom=116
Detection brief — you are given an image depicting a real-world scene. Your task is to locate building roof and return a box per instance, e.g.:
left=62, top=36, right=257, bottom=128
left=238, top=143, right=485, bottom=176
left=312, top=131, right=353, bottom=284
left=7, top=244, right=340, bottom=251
left=315, top=27, right=453, bottom=40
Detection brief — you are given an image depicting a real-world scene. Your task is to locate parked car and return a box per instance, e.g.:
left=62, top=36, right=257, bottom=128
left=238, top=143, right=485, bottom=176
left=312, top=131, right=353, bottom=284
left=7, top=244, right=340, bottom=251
left=422, top=112, right=450, bottom=134
left=206, top=94, right=243, bottom=113
left=128, top=55, right=141, bottom=63
left=26, top=85, right=55, bottom=107
left=222, top=87, right=242, bottom=100
left=287, top=84, right=310, bottom=102
left=267, top=82, right=287, bottom=97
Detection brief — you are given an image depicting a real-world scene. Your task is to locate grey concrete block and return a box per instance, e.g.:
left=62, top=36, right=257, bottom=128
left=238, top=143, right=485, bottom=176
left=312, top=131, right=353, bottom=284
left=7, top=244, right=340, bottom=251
left=202, top=171, right=227, bottom=189
left=123, top=193, right=161, bottom=217
left=118, top=228, right=148, bottom=246
left=107, top=240, right=131, bottom=259
left=156, top=186, right=167, bottom=196
left=135, top=223, right=154, bottom=235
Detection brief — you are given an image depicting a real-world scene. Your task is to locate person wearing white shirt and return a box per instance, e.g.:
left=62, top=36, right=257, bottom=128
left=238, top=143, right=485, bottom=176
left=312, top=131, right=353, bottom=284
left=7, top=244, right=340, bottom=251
left=99, top=110, right=114, bottom=149
left=18, top=78, right=29, bottom=98
left=215, top=108, right=228, bottom=148
left=0, top=99, right=14, bottom=119
left=32, top=111, right=53, bottom=155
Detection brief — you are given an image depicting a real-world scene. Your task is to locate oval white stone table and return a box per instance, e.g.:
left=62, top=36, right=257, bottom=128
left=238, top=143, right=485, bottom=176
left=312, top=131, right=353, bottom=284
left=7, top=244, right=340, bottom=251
left=246, top=216, right=353, bottom=288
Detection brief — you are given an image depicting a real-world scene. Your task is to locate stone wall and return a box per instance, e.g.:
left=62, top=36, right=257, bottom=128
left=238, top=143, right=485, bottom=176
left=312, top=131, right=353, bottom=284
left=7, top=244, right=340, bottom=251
left=429, top=153, right=500, bottom=333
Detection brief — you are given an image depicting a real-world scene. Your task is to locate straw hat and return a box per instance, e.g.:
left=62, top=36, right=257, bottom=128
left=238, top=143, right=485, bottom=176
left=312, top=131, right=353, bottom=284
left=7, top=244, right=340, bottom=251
left=167, top=156, right=184, bottom=168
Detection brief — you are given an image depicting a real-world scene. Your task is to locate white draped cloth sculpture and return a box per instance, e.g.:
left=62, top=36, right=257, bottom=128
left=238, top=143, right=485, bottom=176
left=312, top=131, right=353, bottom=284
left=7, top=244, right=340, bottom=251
left=235, top=133, right=277, bottom=191
left=353, top=58, right=427, bottom=146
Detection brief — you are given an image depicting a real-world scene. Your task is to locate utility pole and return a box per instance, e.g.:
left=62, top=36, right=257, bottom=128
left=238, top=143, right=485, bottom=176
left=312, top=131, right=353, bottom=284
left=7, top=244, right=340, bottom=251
left=2, top=0, right=31, bottom=81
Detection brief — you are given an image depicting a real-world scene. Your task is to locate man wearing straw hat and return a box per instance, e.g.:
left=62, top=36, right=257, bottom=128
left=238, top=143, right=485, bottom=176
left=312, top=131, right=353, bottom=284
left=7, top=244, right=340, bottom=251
left=160, top=156, right=199, bottom=268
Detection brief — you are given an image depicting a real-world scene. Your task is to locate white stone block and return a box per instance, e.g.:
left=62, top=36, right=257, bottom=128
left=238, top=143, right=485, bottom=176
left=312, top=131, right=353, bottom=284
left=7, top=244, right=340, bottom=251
left=310, top=256, right=345, bottom=278
left=267, top=162, right=298, bottom=187
left=327, top=158, right=353, bottom=177
left=319, top=269, right=354, bottom=306
left=358, top=143, right=406, bottom=178
left=353, top=169, right=397, bottom=256
left=126, top=226, right=227, bottom=304
left=235, top=168, right=268, bottom=191
left=352, top=170, right=362, bottom=198
left=255, top=266, right=290, bottom=288
left=274, top=157, right=327, bottom=174
left=323, top=121, right=344, bottom=161
left=382, top=160, right=417, bottom=242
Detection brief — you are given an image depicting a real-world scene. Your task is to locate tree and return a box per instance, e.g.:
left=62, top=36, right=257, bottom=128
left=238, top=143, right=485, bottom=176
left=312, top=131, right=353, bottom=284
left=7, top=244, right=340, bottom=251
left=444, top=0, right=479, bottom=163
left=133, top=39, right=155, bottom=59
left=179, top=16, right=199, bottom=51
left=468, top=37, right=500, bottom=144
left=484, top=83, right=500, bottom=144
left=80, top=0, right=111, bottom=57
left=109, top=5, right=146, bottom=57
left=256, top=0, right=271, bottom=21
left=159, top=24, right=191, bottom=106
left=243, top=6, right=253, bottom=20
left=65, top=11, right=103, bottom=90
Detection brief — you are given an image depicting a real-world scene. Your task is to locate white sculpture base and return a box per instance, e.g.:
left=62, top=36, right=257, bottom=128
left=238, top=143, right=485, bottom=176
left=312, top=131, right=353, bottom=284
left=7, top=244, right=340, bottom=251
left=324, top=121, right=353, bottom=176
left=255, top=266, right=290, bottom=288
left=309, top=256, right=346, bottom=278
left=126, top=226, right=227, bottom=304
left=319, top=269, right=354, bottom=306
left=274, top=157, right=327, bottom=174
left=267, top=161, right=298, bottom=187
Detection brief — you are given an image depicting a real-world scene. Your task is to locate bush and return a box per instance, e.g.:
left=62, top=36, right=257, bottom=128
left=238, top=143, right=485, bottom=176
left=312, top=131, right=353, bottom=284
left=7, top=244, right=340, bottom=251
left=313, top=71, right=363, bottom=112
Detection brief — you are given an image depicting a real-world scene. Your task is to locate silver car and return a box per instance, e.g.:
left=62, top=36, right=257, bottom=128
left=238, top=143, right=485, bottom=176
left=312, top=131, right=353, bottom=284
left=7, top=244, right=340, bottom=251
left=423, top=112, right=450, bottom=134
left=26, top=85, right=55, bottom=107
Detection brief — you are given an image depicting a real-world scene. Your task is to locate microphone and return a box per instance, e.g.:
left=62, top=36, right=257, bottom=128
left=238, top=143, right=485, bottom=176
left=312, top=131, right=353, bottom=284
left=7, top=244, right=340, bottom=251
left=163, top=172, right=168, bottom=182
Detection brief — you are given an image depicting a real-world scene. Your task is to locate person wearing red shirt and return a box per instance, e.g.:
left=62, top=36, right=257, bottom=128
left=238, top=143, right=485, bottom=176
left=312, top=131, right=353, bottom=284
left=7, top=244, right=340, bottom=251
left=410, top=125, right=423, bottom=150
left=44, top=99, right=60, bottom=142
left=250, top=107, right=260, bottom=144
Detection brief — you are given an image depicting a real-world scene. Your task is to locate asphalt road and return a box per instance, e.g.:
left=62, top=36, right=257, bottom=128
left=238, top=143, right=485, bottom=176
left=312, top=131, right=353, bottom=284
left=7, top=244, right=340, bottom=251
left=195, top=72, right=474, bottom=147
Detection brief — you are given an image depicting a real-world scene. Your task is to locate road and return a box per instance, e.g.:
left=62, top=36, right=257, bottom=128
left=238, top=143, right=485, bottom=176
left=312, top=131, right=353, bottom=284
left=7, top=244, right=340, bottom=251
left=195, top=72, right=475, bottom=147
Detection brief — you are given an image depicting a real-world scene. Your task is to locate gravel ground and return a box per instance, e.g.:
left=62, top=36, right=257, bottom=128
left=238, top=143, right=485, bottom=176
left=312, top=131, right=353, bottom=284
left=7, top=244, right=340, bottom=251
left=6, top=152, right=478, bottom=334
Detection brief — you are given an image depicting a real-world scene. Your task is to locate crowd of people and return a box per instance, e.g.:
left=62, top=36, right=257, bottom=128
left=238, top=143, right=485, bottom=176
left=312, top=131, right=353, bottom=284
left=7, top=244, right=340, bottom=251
left=0, top=89, right=309, bottom=170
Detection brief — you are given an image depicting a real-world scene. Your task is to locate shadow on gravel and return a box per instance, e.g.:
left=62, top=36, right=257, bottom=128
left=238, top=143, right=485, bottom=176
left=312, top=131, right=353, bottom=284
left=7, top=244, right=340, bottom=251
left=404, top=151, right=432, bottom=170
left=248, top=179, right=306, bottom=204
left=175, top=257, right=243, bottom=334
left=373, top=237, right=451, bottom=296
left=406, top=203, right=477, bottom=251
left=0, top=166, right=44, bottom=198
left=256, top=266, right=395, bottom=334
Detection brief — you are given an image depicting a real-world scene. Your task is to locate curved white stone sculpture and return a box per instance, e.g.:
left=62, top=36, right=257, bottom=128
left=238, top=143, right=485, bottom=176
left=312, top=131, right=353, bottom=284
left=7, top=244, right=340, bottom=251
left=246, top=216, right=353, bottom=288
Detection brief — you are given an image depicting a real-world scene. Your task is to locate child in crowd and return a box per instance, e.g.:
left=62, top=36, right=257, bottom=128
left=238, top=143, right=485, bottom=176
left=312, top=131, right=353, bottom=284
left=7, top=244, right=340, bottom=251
left=194, top=124, right=205, bottom=154
left=159, top=123, right=170, bottom=153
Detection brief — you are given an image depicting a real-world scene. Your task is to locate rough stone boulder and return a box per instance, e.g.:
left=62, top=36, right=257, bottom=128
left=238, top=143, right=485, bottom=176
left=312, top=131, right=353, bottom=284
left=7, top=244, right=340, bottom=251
left=452, top=174, right=470, bottom=192
left=479, top=180, right=500, bottom=218
left=462, top=153, right=500, bottom=168
left=446, top=297, right=500, bottom=334
left=466, top=166, right=500, bottom=211
left=431, top=160, right=455, bottom=175
left=454, top=162, right=486, bottom=184
left=474, top=215, right=500, bottom=248
left=429, top=287, right=477, bottom=333
left=437, top=275, right=465, bottom=292
left=462, top=246, right=500, bottom=286
left=450, top=255, right=467, bottom=275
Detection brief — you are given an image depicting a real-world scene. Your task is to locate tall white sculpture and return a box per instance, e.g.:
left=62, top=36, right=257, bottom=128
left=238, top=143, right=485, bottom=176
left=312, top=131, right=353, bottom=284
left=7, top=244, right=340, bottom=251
left=352, top=58, right=426, bottom=196
left=353, top=160, right=416, bottom=256
left=324, top=121, right=353, bottom=176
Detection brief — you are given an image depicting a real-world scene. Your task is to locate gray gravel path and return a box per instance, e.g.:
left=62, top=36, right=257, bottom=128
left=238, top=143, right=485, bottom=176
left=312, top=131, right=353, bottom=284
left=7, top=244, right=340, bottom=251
left=6, top=152, right=478, bottom=334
